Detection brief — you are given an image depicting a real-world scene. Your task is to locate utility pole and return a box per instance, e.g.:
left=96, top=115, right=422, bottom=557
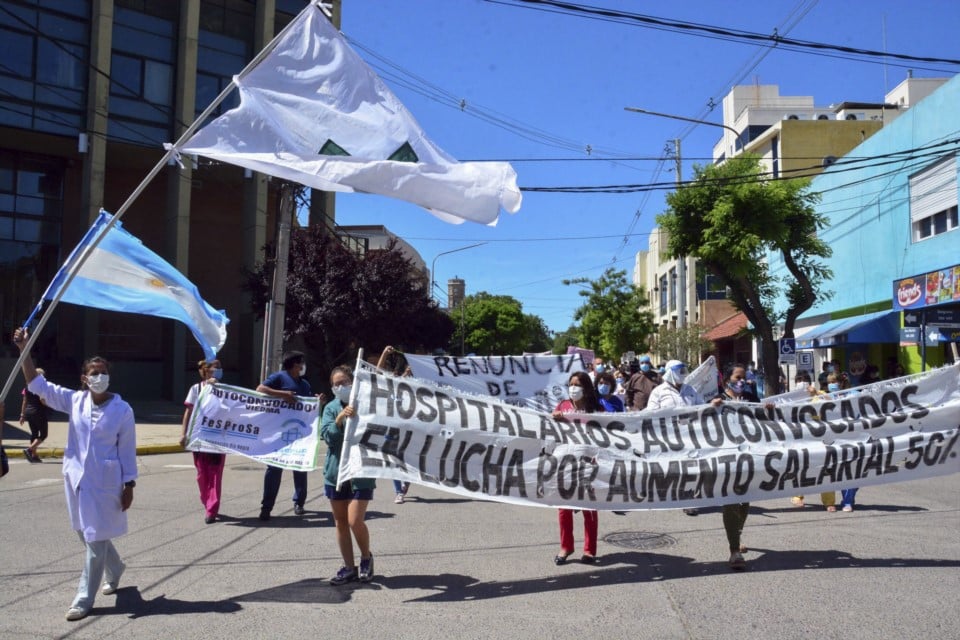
left=674, top=138, right=688, bottom=329
left=261, top=182, right=295, bottom=380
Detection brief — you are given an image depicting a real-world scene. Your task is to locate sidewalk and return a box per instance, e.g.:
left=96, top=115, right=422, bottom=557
left=2, top=418, right=185, bottom=460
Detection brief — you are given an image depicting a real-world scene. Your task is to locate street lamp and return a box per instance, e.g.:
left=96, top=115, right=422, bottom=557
left=623, top=106, right=749, bottom=331
left=623, top=106, right=747, bottom=153
left=430, top=242, right=486, bottom=303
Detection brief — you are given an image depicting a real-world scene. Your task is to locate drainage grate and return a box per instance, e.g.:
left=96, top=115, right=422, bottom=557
left=603, top=531, right=677, bottom=550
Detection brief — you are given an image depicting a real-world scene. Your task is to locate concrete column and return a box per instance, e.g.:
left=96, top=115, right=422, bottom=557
left=79, top=0, right=114, bottom=360
left=162, top=0, right=201, bottom=400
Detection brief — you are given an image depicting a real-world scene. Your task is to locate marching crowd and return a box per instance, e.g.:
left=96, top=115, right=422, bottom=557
left=6, top=326, right=905, bottom=621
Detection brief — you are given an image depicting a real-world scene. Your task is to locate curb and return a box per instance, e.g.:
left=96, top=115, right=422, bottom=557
left=4, top=444, right=186, bottom=460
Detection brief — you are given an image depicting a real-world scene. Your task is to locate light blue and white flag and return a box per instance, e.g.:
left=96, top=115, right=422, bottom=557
left=28, top=210, right=228, bottom=359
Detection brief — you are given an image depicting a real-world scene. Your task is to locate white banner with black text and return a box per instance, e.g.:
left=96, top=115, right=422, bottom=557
left=337, top=364, right=960, bottom=510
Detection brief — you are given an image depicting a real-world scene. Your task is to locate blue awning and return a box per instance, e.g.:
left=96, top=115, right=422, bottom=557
left=795, top=310, right=899, bottom=349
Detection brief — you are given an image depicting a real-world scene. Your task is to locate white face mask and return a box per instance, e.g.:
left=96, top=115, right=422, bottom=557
left=86, top=373, right=110, bottom=394
left=333, top=384, right=352, bottom=404
left=568, top=385, right=584, bottom=401
left=299, top=364, right=307, bottom=377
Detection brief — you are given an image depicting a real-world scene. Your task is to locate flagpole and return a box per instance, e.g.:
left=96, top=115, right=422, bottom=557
left=1, top=2, right=334, bottom=404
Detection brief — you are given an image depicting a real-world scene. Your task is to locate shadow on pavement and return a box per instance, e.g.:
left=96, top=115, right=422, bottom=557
left=374, top=548, right=960, bottom=603
left=233, top=578, right=361, bottom=604
left=93, top=586, right=243, bottom=618
left=219, top=510, right=394, bottom=529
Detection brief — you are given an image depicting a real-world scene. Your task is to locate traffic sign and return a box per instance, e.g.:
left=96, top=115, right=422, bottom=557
left=778, top=338, right=796, bottom=364
left=900, top=327, right=919, bottom=345
left=905, top=307, right=960, bottom=327
left=797, top=351, right=813, bottom=369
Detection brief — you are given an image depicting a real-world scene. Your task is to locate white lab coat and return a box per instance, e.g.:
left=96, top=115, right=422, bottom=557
left=646, top=381, right=704, bottom=411
left=29, top=375, right=137, bottom=542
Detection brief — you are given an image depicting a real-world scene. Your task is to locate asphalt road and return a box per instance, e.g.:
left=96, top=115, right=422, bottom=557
left=1, top=452, right=957, bottom=640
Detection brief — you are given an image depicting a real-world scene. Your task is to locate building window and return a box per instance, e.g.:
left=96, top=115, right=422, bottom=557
left=659, top=274, right=668, bottom=315
left=0, top=3, right=89, bottom=136
left=0, top=151, right=64, bottom=346
left=109, top=5, right=177, bottom=146
left=669, top=267, right=677, bottom=312
left=910, top=155, right=958, bottom=242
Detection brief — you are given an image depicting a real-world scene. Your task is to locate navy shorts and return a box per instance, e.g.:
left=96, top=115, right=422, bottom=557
left=324, top=483, right=374, bottom=501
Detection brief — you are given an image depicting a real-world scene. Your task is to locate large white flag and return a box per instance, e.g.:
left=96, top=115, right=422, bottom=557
left=177, top=3, right=521, bottom=225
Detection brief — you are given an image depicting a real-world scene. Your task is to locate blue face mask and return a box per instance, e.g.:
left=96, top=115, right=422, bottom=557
left=598, top=383, right=611, bottom=396
left=640, top=363, right=651, bottom=373
left=211, top=368, right=223, bottom=380
left=728, top=380, right=745, bottom=394
left=828, top=383, right=840, bottom=392
left=595, top=364, right=605, bottom=374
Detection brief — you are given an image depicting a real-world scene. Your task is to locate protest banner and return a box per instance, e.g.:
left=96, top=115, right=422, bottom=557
left=404, top=353, right=584, bottom=411
left=337, top=363, right=960, bottom=510
left=185, top=383, right=321, bottom=470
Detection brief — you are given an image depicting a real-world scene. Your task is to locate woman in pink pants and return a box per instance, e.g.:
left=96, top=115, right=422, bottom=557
left=179, top=359, right=226, bottom=524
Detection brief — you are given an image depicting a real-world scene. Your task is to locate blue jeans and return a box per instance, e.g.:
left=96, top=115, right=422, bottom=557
left=261, top=466, right=307, bottom=512
left=73, top=532, right=124, bottom=610
left=840, top=488, right=858, bottom=508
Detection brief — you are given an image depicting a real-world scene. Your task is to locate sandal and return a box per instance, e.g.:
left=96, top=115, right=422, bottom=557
left=554, top=552, right=572, bottom=565
left=826, top=505, right=837, bottom=512
left=790, top=496, right=804, bottom=507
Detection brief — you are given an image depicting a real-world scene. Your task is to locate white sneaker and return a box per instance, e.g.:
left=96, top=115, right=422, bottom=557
left=102, top=562, right=126, bottom=595
left=394, top=494, right=404, bottom=504
left=66, top=606, right=89, bottom=621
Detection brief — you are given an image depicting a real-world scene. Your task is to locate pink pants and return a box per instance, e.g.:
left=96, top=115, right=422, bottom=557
left=193, top=452, right=226, bottom=517
left=558, top=509, right=598, bottom=556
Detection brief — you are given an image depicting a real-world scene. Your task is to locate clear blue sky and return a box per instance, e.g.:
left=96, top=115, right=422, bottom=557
left=330, top=0, right=960, bottom=334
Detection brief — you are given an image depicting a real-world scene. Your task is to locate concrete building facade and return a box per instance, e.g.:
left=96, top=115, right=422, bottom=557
left=0, top=0, right=342, bottom=408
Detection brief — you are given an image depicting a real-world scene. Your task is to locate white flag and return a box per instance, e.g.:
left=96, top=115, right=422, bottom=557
left=177, top=4, right=521, bottom=225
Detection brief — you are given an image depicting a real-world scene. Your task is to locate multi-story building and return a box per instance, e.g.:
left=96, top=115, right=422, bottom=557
left=636, top=78, right=947, bottom=370
left=769, top=74, right=960, bottom=379
left=0, top=0, right=342, bottom=409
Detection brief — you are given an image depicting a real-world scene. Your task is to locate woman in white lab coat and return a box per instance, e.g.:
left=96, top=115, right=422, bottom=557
left=13, top=328, right=137, bottom=622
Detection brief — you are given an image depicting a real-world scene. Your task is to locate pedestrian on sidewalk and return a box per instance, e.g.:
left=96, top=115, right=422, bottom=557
left=20, top=367, right=49, bottom=463
left=180, top=359, right=226, bottom=524
left=257, top=351, right=312, bottom=520
left=322, top=365, right=376, bottom=585
left=13, top=328, right=137, bottom=622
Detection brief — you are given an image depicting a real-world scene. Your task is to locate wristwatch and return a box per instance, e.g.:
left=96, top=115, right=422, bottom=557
left=124, top=480, right=136, bottom=488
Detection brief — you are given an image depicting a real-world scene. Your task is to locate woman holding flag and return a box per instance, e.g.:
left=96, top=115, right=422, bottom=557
left=13, top=328, right=137, bottom=621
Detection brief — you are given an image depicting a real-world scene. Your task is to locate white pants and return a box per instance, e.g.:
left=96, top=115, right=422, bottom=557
left=72, top=531, right=124, bottom=610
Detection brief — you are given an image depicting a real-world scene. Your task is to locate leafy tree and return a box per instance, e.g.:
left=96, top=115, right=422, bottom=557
left=451, top=292, right=547, bottom=355
left=244, top=225, right=453, bottom=374
left=564, top=268, right=655, bottom=360
left=650, top=324, right=715, bottom=365
left=524, top=314, right=554, bottom=353
left=658, top=154, right=832, bottom=394
left=551, top=325, right=580, bottom=355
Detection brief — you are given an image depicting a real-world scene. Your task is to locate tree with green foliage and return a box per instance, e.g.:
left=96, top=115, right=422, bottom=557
left=451, top=292, right=549, bottom=355
left=658, top=154, right=832, bottom=394
left=551, top=325, right=580, bottom=355
left=650, top=324, right=715, bottom=365
left=244, top=225, right=453, bottom=374
left=564, top=268, right=655, bottom=361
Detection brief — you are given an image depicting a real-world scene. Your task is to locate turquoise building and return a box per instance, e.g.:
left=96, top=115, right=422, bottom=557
left=770, top=75, right=959, bottom=378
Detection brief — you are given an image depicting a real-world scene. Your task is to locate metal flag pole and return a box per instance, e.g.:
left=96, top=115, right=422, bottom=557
left=2, top=2, right=333, bottom=403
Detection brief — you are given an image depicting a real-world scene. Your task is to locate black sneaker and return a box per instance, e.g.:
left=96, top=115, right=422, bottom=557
left=330, top=565, right=357, bottom=585
left=683, top=508, right=699, bottom=516
left=359, top=555, right=374, bottom=582
left=258, top=509, right=271, bottom=521
left=294, top=504, right=305, bottom=516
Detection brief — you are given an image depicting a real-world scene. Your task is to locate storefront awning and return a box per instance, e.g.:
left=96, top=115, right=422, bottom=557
left=795, top=310, right=899, bottom=349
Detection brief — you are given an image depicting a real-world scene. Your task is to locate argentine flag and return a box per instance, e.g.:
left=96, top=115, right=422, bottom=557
left=33, top=210, right=228, bottom=360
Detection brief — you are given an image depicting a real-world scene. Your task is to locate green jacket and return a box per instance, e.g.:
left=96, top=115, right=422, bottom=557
left=320, top=398, right=376, bottom=491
